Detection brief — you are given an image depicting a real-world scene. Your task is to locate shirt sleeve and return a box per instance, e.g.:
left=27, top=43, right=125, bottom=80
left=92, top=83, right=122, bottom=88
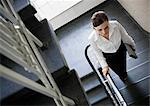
left=89, top=39, right=108, bottom=68
left=117, top=22, right=136, bottom=49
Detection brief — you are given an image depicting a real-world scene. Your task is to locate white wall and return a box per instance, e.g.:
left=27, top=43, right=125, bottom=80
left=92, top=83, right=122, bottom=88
left=117, top=0, right=150, bottom=33
left=49, top=0, right=150, bottom=32
left=49, top=0, right=106, bottom=30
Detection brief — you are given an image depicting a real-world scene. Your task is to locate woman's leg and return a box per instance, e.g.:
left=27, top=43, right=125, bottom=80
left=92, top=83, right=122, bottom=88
left=103, top=42, right=127, bottom=80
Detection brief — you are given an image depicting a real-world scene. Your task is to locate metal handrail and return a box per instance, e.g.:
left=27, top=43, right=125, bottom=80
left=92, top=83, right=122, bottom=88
left=85, top=44, right=127, bottom=106
left=0, top=1, right=75, bottom=105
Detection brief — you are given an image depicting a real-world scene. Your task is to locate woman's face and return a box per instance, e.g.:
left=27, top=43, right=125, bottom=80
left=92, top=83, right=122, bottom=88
left=94, top=21, right=109, bottom=38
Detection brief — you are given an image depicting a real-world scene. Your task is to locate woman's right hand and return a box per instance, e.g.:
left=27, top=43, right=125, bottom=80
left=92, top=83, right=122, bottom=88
left=102, top=66, right=109, bottom=76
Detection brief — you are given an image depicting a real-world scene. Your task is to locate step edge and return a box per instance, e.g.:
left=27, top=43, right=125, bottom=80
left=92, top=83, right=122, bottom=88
left=81, top=71, right=95, bottom=81
left=85, top=84, right=102, bottom=93
left=90, top=94, right=108, bottom=105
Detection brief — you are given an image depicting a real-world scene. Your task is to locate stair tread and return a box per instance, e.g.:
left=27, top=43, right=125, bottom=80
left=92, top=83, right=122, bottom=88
left=81, top=71, right=95, bottom=81
left=87, top=85, right=108, bottom=104
left=90, top=95, right=108, bottom=105
left=120, top=78, right=149, bottom=105
left=86, top=84, right=101, bottom=93
left=81, top=74, right=101, bottom=92
left=127, top=49, right=149, bottom=70
left=92, top=96, right=113, bottom=106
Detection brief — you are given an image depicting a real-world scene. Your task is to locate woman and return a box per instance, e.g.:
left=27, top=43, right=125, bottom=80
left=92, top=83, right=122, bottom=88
left=88, top=11, right=136, bottom=81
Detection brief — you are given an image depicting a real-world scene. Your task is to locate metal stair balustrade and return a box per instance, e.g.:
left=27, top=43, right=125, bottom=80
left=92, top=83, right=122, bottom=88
left=0, top=0, right=75, bottom=106
left=85, top=44, right=127, bottom=106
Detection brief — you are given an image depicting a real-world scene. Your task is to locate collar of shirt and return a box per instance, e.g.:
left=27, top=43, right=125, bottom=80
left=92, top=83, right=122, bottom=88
left=94, top=23, right=115, bottom=42
left=93, top=21, right=121, bottom=53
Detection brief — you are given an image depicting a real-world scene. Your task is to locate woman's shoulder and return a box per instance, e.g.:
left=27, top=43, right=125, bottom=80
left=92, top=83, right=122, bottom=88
left=109, top=20, right=120, bottom=29
left=109, top=20, right=119, bottom=25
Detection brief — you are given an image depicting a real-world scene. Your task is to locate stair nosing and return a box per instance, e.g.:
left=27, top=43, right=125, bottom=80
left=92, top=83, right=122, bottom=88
left=91, top=96, right=110, bottom=105
left=90, top=94, right=108, bottom=105
left=86, top=84, right=102, bottom=93
left=81, top=71, right=95, bottom=81
left=87, top=85, right=108, bottom=104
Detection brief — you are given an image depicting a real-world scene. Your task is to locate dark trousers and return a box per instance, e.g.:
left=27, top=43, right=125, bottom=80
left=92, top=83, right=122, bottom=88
left=102, top=41, right=127, bottom=79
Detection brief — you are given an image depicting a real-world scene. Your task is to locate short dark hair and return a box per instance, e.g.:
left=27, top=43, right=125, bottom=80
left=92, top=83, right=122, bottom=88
left=91, top=11, right=108, bottom=27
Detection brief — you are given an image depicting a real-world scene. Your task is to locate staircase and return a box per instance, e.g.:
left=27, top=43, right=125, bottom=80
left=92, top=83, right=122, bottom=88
left=81, top=72, right=113, bottom=106
left=54, top=0, right=149, bottom=105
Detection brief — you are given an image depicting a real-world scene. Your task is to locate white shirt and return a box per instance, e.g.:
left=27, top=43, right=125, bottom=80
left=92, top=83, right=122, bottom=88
left=88, top=20, right=136, bottom=68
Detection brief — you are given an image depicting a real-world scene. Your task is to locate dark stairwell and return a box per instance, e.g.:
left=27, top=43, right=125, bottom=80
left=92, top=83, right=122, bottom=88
left=1, top=0, right=149, bottom=106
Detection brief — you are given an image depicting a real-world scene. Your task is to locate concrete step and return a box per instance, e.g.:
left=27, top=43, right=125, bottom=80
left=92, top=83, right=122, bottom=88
left=92, top=97, right=113, bottom=106
left=86, top=85, right=108, bottom=104
left=81, top=72, right=101, bottom=92
left=127, top=49, right=149, bottom=71
left=121, top=77, right=149, bottom=105
left=80, top=71, right=95, bottom=81
left=81, top=72, right=112, bottom=105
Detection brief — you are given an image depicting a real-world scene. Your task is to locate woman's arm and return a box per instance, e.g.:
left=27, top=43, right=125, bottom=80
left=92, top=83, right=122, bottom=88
left=89, top=39, right=109, bottom=76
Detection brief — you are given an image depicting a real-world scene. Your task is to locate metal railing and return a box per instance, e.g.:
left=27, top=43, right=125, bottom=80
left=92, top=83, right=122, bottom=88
left=0, top=0, right=75, bottom=106
left=85, top=44, right=127, bottom=106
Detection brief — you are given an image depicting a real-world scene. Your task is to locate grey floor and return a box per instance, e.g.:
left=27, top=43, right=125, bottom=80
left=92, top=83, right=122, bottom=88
left=56, top=0, right=149, bottom=78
